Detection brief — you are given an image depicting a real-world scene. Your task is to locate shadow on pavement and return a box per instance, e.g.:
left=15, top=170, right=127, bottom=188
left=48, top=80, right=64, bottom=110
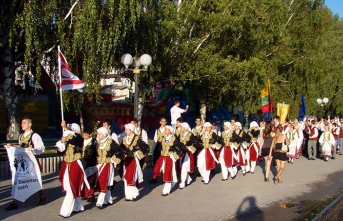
left=235, top=196, right=264, bottom=221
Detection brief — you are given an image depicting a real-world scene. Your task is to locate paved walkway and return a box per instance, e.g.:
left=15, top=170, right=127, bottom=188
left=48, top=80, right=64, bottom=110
left=1, top=156, right=343, bottom=221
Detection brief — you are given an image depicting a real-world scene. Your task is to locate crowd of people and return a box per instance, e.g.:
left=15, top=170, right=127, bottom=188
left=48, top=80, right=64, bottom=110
left=4, top=110, right=342, bottom=218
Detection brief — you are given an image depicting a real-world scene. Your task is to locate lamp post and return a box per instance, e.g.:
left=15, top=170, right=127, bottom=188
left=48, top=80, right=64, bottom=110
left=316, top=97, right=329, bottom=118
left=121, top=53, right=152, bottom=119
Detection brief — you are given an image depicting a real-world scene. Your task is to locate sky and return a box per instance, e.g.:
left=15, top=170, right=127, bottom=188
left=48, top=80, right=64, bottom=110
left=325, top=0, right=343, bottom=17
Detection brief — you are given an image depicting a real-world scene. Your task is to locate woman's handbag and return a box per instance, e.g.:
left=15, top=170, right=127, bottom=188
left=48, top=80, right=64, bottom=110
left=281, top=140, right=289, bottom=153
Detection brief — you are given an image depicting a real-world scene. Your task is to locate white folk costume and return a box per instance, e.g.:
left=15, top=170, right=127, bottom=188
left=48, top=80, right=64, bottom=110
left=247, top=121, right=260, bottom=173
left=294, top=124, right=304, bottom=158
left=151, top=126, right=182, bottom=195
left=95, top=127, right=124, bottom=208
left=319, top=131, right=335, bottom=161
left=120, top=124, right=149, bottom=201
left=56, top=124, right=91, bottom=218
left=219, top=122, right=237, bottom=180
left=152, top=126, right=182, bottom=195
left=230, top=122, right=251, bottom=175
left=287, top=128, right=299, bottom=162
left=152, top=126, right=166, bottom=166
left=178, top=123, right=200, bottom=189
left=198, top=122, right=222, bottom=184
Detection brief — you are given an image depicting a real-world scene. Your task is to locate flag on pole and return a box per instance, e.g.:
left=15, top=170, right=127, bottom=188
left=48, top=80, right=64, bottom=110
left=261, top=79, right=274, bottom=113
left=277, top=103, right=290, bottom=124
left=58, top=49, right=86, bottom=91
left=299, top=92, right=306, bottom=121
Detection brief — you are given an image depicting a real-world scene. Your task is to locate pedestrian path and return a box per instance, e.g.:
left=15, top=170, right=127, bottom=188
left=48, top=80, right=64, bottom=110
left=1, top=156, right=343, bottom=221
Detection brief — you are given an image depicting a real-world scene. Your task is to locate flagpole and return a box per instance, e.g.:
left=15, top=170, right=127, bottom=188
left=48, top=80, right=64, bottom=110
left=58, top=45, right=65, bottom=122
left=268, top=79, right=273, bottom=120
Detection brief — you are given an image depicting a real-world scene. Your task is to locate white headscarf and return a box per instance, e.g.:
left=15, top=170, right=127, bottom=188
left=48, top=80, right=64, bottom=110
left=224, top=122, right=232, bottom=128
left=68, top=123, right=81, bottom=134
left=180, top=122, right=191, bottom=132
left=203, top=122, right=212, bottom=128
left=249, top=121, right=259, bottom=129
left=165, top=125, right=174, bottom=134
left=97, top=127, right=109, bottom=137
left=124, top=123, right=137, bottom=135
left=234, top=122, right=242, bottom=128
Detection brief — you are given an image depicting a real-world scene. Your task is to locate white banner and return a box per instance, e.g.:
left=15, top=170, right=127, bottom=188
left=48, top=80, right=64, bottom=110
left=6, top=146, right=43, bottom=202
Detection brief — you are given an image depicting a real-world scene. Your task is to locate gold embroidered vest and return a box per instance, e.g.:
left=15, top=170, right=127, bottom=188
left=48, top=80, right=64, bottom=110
left=193, top=126, right=203, bottom=137
left=19, top=131, right=34, bottom=147
left=222, top=130, right=233, bottom=146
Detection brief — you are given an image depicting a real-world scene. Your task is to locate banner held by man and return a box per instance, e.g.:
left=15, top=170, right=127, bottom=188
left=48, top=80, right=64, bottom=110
left=6, top=146, right=43, bottom=202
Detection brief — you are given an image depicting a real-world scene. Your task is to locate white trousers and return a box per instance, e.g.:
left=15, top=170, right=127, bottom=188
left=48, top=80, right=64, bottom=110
left=245, top=149, right=250, bottom=171
left=124, top=180, right=139, bottom=200
left=180, top=153, right=192, bottom=186
left=219, top=149, right=236, bottom=179
left=96, top=190, right=112, bottom=206
left=60, top=165, right=84, bottom=217
left=198, top=167, right=211, bottom=183
left=246, top=161, right=256, bottom=172
left=162, top=182, right=175, bottom=194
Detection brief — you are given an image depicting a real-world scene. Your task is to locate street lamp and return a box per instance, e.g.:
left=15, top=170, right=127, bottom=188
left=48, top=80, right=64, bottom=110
left=121, top=53, right=152, bottom=119
left=316, top=97, right=329, bottom=117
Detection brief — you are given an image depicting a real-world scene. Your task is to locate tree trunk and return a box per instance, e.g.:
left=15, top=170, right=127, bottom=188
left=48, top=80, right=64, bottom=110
left=200, top=102, right=206, bottom=124
left=1, top=47, right=20, bottom=140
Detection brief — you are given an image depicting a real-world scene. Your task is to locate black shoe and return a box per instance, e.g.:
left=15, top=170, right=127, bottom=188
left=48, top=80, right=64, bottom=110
left=161, top=193, right=169, bottom=196
left=312, top=158, right=315, bottom=160
left=58, top=215, right=69, bottom=219
left=332, top=157, right=336, bottom=160
left=72, top=210, right=84, bottom=214
left=197, top=173, right=202, bottom=177
left=232, top=175, right=236, bottom=180
left=308, top=158, right=311, bottom=160
left=251, top=171, right=254, bottom=174
left=148, top=179, right=157, bottom=183
left=243, top=173, right=246, bottom=176
left=87, top=196, right=95, bottom=202
left=264, top=177, right=269, bottom=182
left=4, top=203, right=18, bottom=211
left=221, top=178, right=227, bottom=181
left=96, top=205, right=103, bottom=209
left=201, top=180, right=205, bottom=182
left=38, top=196, right=46, bottom=206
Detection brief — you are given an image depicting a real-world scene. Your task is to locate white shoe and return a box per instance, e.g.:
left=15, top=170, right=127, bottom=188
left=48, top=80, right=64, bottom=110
left=179, top=183, right=185, bottom=189
left=186, top=178, right=192, bottom=185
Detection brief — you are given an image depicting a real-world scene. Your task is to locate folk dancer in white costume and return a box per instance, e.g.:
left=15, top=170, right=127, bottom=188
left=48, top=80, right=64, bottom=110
left=293, top=118, right=304, bottom=159
left=151, top=117, right=167, bottom=168
left=247, top=121, right=260, bottom=174
left=219, top=122, right=237, bottom=180
left=56, top=122, right=91, bottom=218
left=286, top=123, right=299, bottom=164
left=319, top=125, right=335, bottom=162
left=178, top=122, right=200, bottom=189
left=120, top=123, right=149, bottom=201
left=230, top=122, right=251, bottom=175
left=198, top=122, right=222, bottom=184
left=94, top=127, right=125, bottom=208
left=150, top=126, right=183, bottom=195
